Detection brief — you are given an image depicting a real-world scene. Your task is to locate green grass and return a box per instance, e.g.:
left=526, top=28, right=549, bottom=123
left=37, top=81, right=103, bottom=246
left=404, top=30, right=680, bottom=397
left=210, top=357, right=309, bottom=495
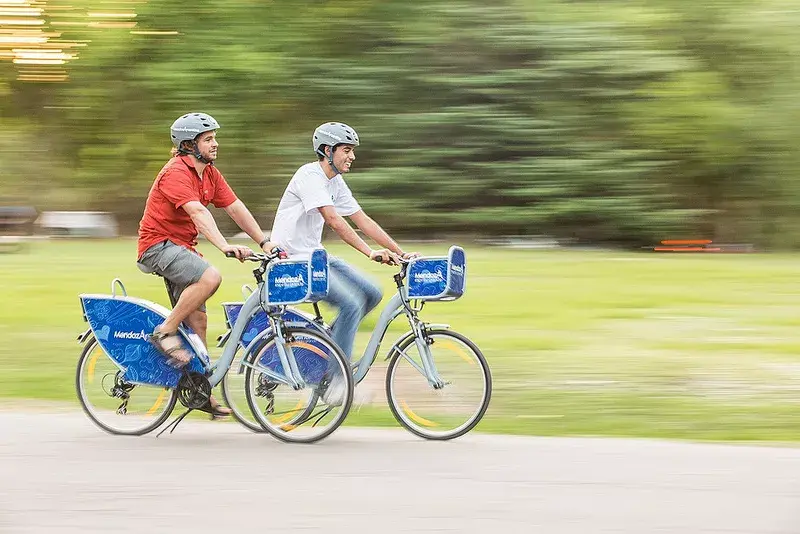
left=2, top=239, right=800, bottom=442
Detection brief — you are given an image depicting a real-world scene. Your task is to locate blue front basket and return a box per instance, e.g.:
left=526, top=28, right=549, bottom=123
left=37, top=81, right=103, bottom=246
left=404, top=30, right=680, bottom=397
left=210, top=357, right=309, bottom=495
left=260, top=248, right=329, bottom=305
left=405, top=245, right=466, bottom=302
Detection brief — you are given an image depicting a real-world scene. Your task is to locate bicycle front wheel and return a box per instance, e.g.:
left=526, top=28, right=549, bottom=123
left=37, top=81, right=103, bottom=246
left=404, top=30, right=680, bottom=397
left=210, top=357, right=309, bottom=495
left=243, top=327, right=353, bottom=444
left=386, top=329, right=491, bottom=440
left=76, top=335, right=178, bottom=436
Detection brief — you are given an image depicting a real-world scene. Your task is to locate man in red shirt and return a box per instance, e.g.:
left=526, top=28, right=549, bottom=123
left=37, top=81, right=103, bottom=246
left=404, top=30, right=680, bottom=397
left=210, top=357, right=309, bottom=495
left=137, top=112, right=278, bottom=415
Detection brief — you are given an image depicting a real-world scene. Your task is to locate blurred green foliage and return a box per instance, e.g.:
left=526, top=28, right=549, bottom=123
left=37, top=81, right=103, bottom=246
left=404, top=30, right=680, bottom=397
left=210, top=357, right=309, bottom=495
left=2, top=0, right=799, bottom=247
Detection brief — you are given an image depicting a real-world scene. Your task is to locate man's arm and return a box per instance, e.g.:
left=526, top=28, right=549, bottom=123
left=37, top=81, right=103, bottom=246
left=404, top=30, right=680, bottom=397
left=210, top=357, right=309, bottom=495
left=318, top=206, right=396, bottom=263
left=223, top=199, right=277, bottom=250
left=318, top=206, right=372, bottom=257
left=348, top=210, right=404, bottom=255
left=183, top=201, right=251, bottom=259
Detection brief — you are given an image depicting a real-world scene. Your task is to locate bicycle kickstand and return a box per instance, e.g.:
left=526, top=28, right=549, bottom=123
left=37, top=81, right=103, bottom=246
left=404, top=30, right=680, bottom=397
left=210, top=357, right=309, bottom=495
left=156, top=408, right=194, bottom=438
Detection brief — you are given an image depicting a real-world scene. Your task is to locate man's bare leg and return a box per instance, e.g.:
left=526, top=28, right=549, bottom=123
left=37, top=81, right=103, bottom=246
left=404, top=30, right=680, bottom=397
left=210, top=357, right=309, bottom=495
left=183, top=308, right=232, bottom=415
left=158, top=268, right=222, bottom=334
left=152, top=268, right=230, bottom=414
left=184, top=309, right=209, bottom=343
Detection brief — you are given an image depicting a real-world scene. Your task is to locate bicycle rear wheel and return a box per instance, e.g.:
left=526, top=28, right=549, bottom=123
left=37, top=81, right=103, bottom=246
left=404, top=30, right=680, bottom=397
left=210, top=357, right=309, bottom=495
left=221, top=345, right=264, bottom=433
left=386, top=329, right=491, bottom=440
left=243, top=327, right=353, bottom=444
left=76, top=335, right=177, bottom=436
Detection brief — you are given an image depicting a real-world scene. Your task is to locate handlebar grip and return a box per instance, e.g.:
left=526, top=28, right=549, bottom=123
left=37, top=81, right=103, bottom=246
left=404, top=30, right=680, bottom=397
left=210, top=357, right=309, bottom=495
left=225, top=251, right=237, bottom=258
left=372, top=254, right=384, bottom=263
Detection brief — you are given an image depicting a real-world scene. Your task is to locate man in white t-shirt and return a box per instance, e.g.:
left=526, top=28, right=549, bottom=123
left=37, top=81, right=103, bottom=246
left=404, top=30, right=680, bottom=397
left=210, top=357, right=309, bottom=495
left=271, top=122, right=417, bottom=393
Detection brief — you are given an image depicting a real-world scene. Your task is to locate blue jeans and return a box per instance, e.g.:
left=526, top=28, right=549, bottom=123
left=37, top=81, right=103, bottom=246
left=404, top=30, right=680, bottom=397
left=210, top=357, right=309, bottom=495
left=325, top=257, right=383, bottom=362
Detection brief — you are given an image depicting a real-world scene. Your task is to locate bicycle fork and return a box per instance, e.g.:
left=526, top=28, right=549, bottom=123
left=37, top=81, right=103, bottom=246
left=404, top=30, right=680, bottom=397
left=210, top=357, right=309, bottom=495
left=407, top=317, right=446, bottom=390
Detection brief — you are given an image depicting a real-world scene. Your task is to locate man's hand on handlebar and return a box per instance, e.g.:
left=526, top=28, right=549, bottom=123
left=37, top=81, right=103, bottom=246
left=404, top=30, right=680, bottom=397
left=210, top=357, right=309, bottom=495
left=269, top=246, right=288, bottom=260
left=400, top=251, right=421, bottom=260
left=260, top=239, right=282, bottom=254
left=369, top=249, right=401, bottom=266
left=222, top=244, right=255, bottom=262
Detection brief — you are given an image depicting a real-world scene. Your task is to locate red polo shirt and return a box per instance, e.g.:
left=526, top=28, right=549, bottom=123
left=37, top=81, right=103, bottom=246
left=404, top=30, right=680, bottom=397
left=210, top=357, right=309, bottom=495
left=137, top=155, right=238, bottom=258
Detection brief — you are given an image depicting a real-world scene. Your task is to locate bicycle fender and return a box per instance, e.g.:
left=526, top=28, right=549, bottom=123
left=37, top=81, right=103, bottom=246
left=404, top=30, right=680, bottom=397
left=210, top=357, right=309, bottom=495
left=77, top=327, right=92, bottom=344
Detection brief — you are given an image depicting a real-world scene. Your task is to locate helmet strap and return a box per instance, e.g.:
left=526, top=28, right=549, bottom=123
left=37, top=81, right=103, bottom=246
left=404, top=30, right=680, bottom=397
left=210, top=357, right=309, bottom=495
left=179, top=141, right=213, bottom=165
left=325, top=145, right=341, bottom=175
left=193, top=142, right=213, bottom=165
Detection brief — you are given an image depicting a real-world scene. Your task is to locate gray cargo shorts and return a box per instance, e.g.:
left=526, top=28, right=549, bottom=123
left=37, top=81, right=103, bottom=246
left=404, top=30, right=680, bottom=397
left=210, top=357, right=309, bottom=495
left=137, top=240, right=211, bottom=312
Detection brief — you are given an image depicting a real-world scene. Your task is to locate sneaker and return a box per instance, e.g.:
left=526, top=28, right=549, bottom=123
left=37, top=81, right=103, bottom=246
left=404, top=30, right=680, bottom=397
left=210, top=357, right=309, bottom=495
left=352, top=381, right=376, bottom=408
left=321, top=375, right=348, bottom=406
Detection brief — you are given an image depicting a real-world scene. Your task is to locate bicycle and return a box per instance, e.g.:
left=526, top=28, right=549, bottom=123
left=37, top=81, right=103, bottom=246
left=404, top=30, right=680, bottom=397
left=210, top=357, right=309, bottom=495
left=75, top=247, right=355, bottom=444
left=221, top=245, right=492, bottom=441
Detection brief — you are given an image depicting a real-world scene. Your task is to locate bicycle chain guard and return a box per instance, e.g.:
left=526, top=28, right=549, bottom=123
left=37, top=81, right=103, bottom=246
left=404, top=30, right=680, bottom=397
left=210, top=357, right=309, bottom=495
left=176, top=372, right=212, bottom=409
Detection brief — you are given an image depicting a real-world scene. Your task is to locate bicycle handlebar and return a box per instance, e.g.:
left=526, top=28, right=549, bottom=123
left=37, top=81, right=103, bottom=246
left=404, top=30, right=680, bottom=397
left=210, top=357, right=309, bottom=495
left=225, top=249, right=285, bottom=263
left=371, top=253, right=410, bottom=265
left=227, top=248, right=408, bottom=270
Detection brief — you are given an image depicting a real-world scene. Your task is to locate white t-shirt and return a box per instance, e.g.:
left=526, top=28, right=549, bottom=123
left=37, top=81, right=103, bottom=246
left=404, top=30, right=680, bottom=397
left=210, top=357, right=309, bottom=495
left=270, top=161, right=361, bottom=258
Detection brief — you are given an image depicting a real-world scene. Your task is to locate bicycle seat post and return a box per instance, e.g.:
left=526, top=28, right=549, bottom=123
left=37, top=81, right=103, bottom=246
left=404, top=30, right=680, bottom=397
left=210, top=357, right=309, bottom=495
left=312, top=302, right=324, bottom=324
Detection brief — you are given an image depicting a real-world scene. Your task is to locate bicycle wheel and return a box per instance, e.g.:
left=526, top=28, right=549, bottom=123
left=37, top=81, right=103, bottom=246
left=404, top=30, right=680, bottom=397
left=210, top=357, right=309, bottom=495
left=220, top=344, right=264, bottom=433
left=386, top=329, right=491, bottom=440
left=244, top=327, right=353, bottom=444
left=76, top=335, right=178, bottom=436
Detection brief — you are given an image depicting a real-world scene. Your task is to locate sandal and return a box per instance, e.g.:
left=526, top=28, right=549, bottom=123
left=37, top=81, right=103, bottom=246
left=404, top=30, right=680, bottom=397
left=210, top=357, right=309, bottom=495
left=196, top=399, right=233, bottom=419
left=147, top=328, right=192, bottom=369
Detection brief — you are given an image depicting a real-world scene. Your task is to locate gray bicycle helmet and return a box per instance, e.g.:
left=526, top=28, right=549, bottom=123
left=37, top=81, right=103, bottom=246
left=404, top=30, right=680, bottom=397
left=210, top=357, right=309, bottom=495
left=312, top=122, right=360, bottom=157
left=170, top=112, right=220, bottom=147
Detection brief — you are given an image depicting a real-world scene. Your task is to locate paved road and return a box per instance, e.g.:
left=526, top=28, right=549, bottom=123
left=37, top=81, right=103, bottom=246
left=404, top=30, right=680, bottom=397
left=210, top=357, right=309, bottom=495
left=0, top=410, right=798, bottom=533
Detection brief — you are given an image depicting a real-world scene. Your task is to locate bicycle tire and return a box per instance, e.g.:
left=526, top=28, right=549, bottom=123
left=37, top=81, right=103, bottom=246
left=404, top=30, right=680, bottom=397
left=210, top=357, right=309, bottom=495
left=220, top=345, right=265, bottom=433
left=385, top=329, right=491, bottom=440
left=76, top=335, right=178, bottom=436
